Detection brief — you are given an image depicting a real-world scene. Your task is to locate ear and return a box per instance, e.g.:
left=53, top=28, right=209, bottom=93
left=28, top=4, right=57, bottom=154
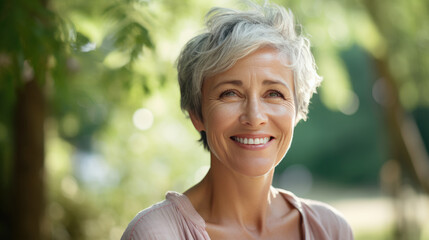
left=189, top=111, right=205, bottom=132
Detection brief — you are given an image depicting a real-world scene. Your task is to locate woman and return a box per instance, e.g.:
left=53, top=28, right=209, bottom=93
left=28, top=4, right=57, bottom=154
left=122, top=2, right=353, bottom=239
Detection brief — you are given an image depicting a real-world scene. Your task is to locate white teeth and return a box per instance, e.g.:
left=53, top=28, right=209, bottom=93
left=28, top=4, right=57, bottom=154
left=233, top=137, right=270, bottom=145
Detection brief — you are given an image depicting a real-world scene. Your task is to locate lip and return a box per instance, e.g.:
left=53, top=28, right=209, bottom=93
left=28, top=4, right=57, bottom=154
left=230, top=134, right=275, bottom=150
left=232, top=134, right=273, bottom=138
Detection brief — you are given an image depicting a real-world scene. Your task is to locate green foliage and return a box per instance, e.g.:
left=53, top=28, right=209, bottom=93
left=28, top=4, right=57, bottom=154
left=0, top=0, right=63, bottom=93
left=103, top=0, right=154, bottom=66
left=362, top=0, right=429, bottom=109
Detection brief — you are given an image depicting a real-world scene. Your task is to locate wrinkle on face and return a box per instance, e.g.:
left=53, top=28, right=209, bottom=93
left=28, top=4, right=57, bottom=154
left=194, top=47, right=296, bottom=177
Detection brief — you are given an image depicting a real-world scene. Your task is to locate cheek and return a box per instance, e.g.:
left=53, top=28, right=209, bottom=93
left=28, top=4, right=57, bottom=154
left=267, top=102, right=295, bottom=122
left=203, top=103, right=239, bottom=131
left=269, top=104, right=295, bottom=145
left=202, top=103, right=240, bottom=153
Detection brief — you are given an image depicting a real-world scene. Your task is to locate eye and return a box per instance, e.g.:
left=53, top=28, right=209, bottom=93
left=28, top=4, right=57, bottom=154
left=219, top=89, right=239, bottom=98
left=266, top=90, right=284, bottom=98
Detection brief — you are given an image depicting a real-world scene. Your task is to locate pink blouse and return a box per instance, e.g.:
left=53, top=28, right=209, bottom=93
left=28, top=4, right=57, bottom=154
left=121, top=190, right=353, bottom=239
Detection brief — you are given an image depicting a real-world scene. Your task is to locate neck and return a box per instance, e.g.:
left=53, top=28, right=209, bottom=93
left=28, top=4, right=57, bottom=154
left=188, top=153, right=277, bottom=232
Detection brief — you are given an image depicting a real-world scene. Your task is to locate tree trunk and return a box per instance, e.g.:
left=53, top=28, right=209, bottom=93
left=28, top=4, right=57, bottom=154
left=362, top=0, right=429, bottom=195
left=12, top=78, right=45, bottom=240
left=375, top=58, right=429, bottom=193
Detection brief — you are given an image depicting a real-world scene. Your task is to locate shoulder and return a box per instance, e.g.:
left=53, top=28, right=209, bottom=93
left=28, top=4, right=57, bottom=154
left=121, top=199, right=179, bottom=240
left=301, top=198, right=354, bottom=239
left=277, top=189, right=354, bottom=239
left=302, top=199, right=350, bottom=225
left=121, top=192, right=208, bottom=240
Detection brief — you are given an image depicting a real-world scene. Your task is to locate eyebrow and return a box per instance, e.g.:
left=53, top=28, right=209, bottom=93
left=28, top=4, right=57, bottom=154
left=213, top=80, right=243, bottom=89
left=263, top=79, right=293, bottom=92
left=212, top=79, right=293, bottom=92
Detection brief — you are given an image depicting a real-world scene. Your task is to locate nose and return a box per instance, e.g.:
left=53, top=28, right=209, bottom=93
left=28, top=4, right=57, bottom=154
left=239, top=97, right=268, bottom=127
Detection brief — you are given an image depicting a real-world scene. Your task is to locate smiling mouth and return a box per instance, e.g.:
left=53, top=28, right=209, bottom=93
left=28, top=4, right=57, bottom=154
left=230, top=136, right=274, bottom=145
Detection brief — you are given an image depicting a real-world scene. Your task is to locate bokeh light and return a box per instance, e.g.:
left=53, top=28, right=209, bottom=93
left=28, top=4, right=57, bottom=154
left=132, top=108, right=154, bottom=130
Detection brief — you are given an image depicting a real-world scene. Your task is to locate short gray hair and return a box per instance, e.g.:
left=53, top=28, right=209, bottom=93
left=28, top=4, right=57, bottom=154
left=177, top=2, right=322, bottom=150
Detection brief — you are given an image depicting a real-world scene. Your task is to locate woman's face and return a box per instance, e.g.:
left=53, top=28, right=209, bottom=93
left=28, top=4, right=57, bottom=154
left=191, top=47, right=296, bottom=177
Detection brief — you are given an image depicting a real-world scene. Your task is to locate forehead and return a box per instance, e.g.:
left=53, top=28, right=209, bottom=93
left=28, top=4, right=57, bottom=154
left=204, top=47, right=294, bottom=91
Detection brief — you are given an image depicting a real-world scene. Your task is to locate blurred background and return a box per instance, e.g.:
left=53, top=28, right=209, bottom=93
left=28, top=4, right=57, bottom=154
left=0, top=0, right=428, bottom=239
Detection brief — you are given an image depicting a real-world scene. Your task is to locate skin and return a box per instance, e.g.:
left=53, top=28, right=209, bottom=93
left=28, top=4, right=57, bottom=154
left=185, top=47, right=302, bottom=239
